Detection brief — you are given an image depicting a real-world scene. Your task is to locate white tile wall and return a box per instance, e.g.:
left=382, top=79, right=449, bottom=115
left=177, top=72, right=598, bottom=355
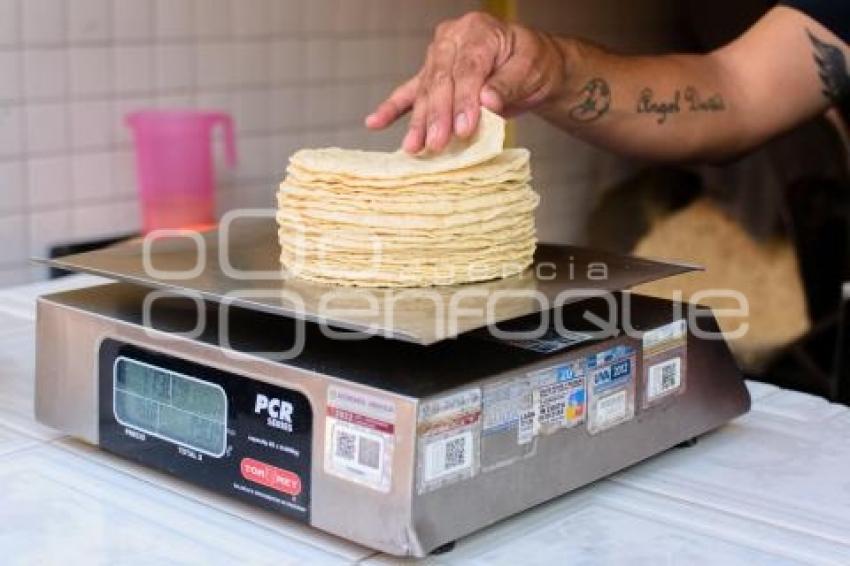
left=71, top=151, right=113, bottom=201
left=112, top=0, right=154, bottom=41
left=0, top=213, right=27, bottom=265
left=0, top=51, right=20, bottom=101
left=155, top=0, right=193, bottom=40
left=23, top=49, right=67, bottom=99
left=67, top=0, right=110, bottom=44
left=112, top=45, right=155, bottom=94
left=27, top=156, right=70, bottom=208
left=69, top=46, right=111, bottom=97
left=0, top=106, right=24, bottom=157
left=0, top=0, right=481, bottom=287
left=0, top=0, right=18, bottom=47
left=25, top=102, right=68, bottom=154
left=0, top=160, right=24, bottom=213
left=22, top=0, right=65, bottom=46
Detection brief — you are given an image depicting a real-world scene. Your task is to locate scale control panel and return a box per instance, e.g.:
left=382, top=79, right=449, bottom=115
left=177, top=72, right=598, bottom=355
left=98, top=339, right=313, bottom=522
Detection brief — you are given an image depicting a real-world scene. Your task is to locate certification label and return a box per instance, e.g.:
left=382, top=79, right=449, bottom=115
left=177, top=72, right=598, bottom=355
left=417, top=388, right=481, bottom=494
left=512, top=360, right=587, bottom=445
left=482, top=379, right=529, bottom=436
left=325, top=385, right=396, bottom=493
left=587, top=344, right=636, bottom=434
left=480, top=360, right=586, bottom=469
left=643, top=319, right=687, bottom=406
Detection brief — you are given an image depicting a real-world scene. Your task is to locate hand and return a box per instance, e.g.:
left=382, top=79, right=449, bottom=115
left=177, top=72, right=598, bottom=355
left=364, top=11, right=566, bottom=153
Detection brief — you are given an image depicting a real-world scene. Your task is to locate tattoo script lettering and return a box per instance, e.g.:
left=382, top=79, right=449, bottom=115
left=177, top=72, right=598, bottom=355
left=637, top=87, right=725, bottom=124
left=568, top=78, right=611, bottom=122
left=807, top=29, right=849, bottom=102
left=637, top=88, right=679, bottom=124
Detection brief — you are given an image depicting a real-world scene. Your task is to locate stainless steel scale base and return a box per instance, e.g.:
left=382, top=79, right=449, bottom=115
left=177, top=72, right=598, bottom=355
left=34, top=223, right=749, bottom=556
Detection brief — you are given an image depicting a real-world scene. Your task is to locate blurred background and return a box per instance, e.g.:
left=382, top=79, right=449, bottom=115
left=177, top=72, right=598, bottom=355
left=0, top=0, right=847, bottom=396
left=0, top=0, right=473, bottom=286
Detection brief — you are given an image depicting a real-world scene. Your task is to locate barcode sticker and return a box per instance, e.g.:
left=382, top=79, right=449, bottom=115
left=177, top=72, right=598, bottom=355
left=647, top=357, right=682, bottom=401
left=423, top=431, right=473, bottom=483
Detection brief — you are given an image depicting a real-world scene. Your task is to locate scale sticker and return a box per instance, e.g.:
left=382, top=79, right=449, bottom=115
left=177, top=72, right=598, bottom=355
left=482, top=379, right=529, bottom=435
left=647, top=357, right=682, bottom=400
left=593, top=389, right=627, bottom=427
left=324, top=385, right=396, bottom=493
left=643, top=319, right=687, bottom=406
left=481, top=379, right=534, bottom=470
left=533, top=361, right=586, bottom=432
left=516, top=407, right=536, bottom=445
left=500, top=328, right=593, bottom=354
left=417, top=388, right=481, bottom=494
left=587, top=344, right=636, bottom=434
left=511, top=360, right=588, bottom=445
left=644, top=319, right=687, bottom=353
left=480, top=361, right=587, bottom=469
left=422, top=430, right=475, bottom=483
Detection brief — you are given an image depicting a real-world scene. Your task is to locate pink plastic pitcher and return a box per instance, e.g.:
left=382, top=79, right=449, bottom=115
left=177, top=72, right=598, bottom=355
left=126, top=110, right=237, bottom=233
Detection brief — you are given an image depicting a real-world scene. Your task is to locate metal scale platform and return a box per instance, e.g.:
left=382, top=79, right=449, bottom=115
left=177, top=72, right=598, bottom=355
left=33, top=218, right=750, bottom=557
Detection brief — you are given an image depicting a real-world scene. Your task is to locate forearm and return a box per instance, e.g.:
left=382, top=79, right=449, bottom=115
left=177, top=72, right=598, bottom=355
left=537, top=38, right=746, bottom=163
left=367, top=7, right=840, bottom=159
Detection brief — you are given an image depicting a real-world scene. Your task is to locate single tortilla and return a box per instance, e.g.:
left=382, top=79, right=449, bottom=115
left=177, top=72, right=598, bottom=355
left=286, top=148, right=530, bottom=188
left=290, top=109, right=506, bottom=179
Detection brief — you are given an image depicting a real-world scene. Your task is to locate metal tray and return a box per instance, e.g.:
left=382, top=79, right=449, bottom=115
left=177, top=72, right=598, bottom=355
left=37, top=218, right=698, bottom=344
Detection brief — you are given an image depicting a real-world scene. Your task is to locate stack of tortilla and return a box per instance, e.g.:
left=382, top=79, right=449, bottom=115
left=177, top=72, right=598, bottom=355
left=276, top=109, right=539, bottom=287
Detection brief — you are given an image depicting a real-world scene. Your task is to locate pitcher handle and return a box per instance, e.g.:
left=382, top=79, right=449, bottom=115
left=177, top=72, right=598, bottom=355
left=213, top=113, right=238, bottom=168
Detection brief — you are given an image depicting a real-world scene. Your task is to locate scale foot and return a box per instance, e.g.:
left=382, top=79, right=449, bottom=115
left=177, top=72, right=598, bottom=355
left=676, top=436, right=699, bottom=448
left=430, top=541, right=456, bottom=555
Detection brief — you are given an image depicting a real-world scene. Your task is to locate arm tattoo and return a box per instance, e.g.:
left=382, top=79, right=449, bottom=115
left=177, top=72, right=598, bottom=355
left=807, top=29, right=849, bottom=102
left=568, top=78, right=611, bottom=122
left=636, top=87, right=725, bottom=124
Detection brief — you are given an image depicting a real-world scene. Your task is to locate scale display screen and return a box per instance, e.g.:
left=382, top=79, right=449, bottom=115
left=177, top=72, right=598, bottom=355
left=113, top=356, right=227, bottom=457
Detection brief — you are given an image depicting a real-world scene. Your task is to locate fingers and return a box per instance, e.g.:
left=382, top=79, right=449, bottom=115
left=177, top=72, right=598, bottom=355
left=479, top=85, right=504, bottom=113
left=423, top=40, right=457, bottom=151
left=481, top=56, right=528, bottom=112
left=452, top=50, right=490, bottom=138
left=365, top=76, right=419, bottom=130
left=367, top=14, right=558, bottom=153
left=402, top=96, right=428, bottom=153
left=390, top=11, right=512, bottom=153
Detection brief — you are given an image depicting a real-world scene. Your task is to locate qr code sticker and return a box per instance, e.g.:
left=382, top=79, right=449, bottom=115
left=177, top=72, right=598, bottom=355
left=648, top=357, right=682, bottom=401
left=332, top=425, right=383, bottom=475
left=423, top=431, right=473, bottom=483
left=325, top=386, right=395, bottom=492
left=358, top=436, right=381, bottom=470
left=444, top=436, right=466, bottom=470
left=335, top=430, right=357, bottom=461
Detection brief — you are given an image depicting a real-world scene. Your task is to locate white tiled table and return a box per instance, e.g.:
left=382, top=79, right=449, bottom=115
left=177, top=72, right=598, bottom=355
left=2, top=276, right=849, bottom=565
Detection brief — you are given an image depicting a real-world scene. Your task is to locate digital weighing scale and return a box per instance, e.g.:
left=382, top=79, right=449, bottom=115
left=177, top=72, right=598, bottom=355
left=34, top=218, right=750, bottom=557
